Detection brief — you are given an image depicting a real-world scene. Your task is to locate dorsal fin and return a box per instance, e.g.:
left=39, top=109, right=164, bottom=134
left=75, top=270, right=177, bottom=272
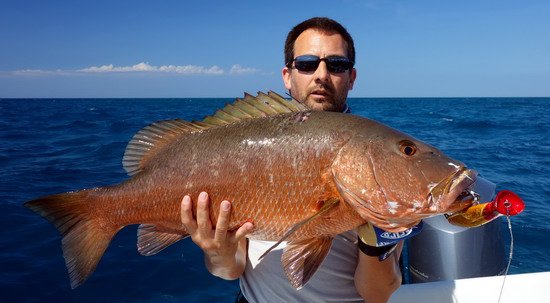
left=123, top=91, right=308, bottom=176
left=123, top=119, right=204, bottom=175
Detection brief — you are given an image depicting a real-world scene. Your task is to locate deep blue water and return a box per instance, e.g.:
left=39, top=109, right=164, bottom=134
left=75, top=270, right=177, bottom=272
left=1, top=97, right=549, bottom=302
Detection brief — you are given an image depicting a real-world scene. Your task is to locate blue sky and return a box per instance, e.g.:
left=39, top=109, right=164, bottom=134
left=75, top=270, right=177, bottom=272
left=1, top=0, right=549, bottom=98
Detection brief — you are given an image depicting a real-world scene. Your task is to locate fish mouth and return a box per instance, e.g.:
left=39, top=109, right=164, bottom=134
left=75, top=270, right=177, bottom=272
left=333, top=167, right=479, bottom=231
left=428, top=167, right=478, bottom=214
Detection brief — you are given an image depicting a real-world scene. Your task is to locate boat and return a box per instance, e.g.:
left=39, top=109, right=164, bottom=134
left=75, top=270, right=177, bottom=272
left=393, top=177, right=543, bottom=302
left=390, top=271, right=550, bottom=303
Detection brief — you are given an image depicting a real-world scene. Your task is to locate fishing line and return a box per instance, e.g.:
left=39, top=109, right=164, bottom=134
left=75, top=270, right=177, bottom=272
left=497, top=203, right=513, bottom=303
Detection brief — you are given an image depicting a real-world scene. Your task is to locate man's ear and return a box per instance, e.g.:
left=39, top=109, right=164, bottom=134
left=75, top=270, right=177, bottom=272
left=282, top=67, right=292, bottom=90
left=348, top=68, right=357, bottom=91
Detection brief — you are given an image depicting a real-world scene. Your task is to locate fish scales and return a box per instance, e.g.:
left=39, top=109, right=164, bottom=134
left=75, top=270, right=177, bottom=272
left=98, top=112, right=365, bottom=240
left=25, top=91, right=478, bottom=289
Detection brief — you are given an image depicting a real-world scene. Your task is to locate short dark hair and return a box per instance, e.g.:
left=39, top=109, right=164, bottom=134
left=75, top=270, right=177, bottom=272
left=284, top=17, right=355, bottom=67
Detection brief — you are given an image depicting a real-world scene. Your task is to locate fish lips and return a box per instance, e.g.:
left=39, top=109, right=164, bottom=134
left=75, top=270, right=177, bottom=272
left=428, top=168, right=478, bottom=214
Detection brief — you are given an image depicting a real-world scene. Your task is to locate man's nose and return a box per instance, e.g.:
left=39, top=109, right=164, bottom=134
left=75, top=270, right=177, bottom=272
left=314, top=61, right=330, bottom=82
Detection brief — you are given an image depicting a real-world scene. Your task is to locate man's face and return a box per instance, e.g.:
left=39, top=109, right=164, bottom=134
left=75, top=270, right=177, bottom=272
left=282, top=29, right=357, bottom=112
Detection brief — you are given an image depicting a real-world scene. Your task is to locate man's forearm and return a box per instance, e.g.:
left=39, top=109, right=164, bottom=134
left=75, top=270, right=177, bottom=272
left=354, top=242, right=403, bottom=303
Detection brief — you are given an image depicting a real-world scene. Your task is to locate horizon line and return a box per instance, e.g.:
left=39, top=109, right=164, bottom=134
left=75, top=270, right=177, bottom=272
left=1, top=96, right=549, bottom=99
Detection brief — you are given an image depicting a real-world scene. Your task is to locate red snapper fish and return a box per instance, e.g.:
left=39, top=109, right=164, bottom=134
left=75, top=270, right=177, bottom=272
left=25, top=91, right=477, bottom=289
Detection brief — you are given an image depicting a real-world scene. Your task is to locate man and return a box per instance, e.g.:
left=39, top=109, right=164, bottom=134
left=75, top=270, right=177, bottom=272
left=180, top=17, right=403, bottom=303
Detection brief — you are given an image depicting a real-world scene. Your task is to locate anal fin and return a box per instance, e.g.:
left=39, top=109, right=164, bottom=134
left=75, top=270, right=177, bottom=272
left=282, top=236, right=333, bottom=289
left=137, top=224, right=189, bottom=256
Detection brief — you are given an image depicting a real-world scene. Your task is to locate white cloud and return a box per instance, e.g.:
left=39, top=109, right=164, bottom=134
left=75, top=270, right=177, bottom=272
left=229, top=64, right=260, bottom=75
left=79, top=62, right=224, bottom=75
left=7, top=62, right=262, bottom=77
left=157, top=64, right=224, bottom=75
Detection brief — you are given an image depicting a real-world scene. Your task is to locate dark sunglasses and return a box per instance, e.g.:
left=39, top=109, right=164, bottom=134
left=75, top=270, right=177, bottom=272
left=287, top=55, right=354, bottom=73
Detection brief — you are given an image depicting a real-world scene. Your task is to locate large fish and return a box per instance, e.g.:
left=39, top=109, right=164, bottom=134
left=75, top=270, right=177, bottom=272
left=25, top=91, right=478, bottom=289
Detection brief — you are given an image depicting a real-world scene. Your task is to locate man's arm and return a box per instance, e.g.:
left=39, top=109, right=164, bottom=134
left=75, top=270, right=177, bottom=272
left=354, top=241, right=403, bottom=303
left=180, top=192, right=253, bottom=280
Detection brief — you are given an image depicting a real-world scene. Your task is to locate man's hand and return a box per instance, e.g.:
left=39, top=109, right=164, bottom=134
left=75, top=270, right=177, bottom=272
left=180, top=192, right=253, bottom=280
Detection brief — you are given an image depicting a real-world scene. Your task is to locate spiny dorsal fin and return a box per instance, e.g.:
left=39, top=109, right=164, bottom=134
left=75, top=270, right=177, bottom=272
left=123, top=91, right=308, bottom=176
left=208, top=91, right=308, bottom=124
left=268, top=91, right=308, bottom=112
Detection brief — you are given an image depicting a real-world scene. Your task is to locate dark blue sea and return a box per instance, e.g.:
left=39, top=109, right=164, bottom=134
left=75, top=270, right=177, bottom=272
left=1, top=97, right=549, bottom=302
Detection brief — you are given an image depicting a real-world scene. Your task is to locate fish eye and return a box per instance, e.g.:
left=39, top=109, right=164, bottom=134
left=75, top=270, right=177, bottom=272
left=399, top=140, right=417, bottom=156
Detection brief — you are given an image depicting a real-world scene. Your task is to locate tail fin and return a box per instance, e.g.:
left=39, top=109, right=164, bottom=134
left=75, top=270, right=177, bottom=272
left=25, top=190, right=118, bottom=289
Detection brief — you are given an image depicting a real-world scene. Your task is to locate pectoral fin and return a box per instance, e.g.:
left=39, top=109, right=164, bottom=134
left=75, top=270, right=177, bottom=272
left=282, top=237, right=333, bottom=289
left=258, top=197, right=339, bottom=260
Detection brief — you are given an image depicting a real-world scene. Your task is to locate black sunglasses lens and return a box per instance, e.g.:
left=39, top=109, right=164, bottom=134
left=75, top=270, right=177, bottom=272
left=294, top=56, right=320, bottom=72
left=326, top=57, right=353, bottom=73
left=292, top=55, right=353, bottom=73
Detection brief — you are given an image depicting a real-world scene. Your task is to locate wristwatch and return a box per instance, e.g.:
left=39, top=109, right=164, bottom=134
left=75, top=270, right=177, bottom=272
left=357, top=237, right=397, bottom=261
left=357, top=221, right=423, bottom=261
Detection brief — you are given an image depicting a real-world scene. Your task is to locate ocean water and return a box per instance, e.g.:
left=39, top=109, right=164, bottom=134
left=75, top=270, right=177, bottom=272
left=1, top=97, right=548, bottom=302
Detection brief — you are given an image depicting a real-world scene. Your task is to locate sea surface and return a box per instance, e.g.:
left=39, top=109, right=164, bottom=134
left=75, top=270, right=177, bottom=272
left=1, top=97, right=549, bottom=302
